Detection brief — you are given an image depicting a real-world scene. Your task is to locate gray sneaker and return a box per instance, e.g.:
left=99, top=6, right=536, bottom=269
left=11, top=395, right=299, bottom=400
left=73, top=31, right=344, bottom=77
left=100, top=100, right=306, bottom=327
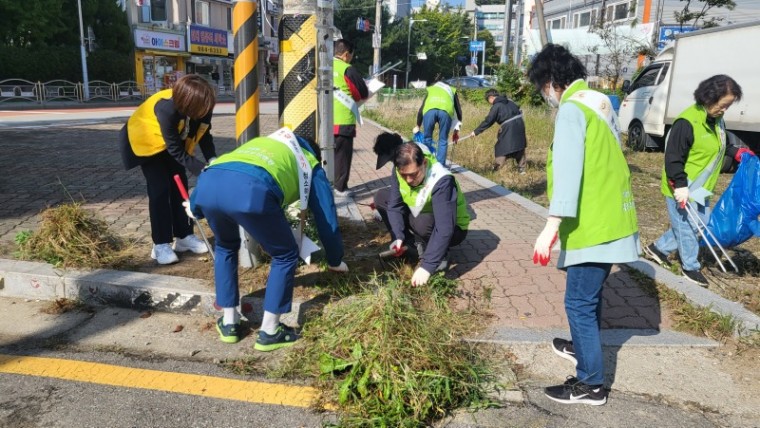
left=683, top=269, right=708, bottom=287
left=643, top=243, right=671, bottom=267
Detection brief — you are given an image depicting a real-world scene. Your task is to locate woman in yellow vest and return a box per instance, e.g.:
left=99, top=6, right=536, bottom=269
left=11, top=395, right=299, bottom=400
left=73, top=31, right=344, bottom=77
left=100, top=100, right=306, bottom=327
left=119, top=74, right=217, bottom=265
left=643, top=75, right=753, bottom=287
left=527, top=44, right=640, bottom=406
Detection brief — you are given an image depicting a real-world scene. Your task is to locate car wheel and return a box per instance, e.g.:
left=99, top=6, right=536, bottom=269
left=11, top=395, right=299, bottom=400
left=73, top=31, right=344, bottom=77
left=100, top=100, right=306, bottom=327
left=627, top=121, right=652, bottom=152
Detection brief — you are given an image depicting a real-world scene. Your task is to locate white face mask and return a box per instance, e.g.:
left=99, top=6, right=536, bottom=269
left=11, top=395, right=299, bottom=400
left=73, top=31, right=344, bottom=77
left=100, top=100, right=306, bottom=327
left=543, top=82, right=560, bottom=108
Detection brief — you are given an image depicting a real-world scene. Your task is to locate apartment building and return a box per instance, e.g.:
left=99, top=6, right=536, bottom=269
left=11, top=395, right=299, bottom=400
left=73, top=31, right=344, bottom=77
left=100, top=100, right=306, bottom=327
left=463, top=0, right=534, bottom=58
left=126, top=0, right=278, bottom=94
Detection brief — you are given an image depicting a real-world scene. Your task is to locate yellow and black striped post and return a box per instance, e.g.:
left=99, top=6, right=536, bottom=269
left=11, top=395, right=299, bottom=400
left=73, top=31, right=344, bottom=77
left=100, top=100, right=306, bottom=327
left=279, top=9, right=317, bottom=138
left=233, top=0, right=263, bottom=268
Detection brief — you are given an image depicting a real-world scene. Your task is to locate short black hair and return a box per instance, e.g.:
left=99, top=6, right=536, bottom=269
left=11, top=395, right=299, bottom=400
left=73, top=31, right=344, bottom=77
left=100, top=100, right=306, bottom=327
left=393, top=142, right=424, bottom=168
left=484, top=89, right=499, bottom=100
left=693, top=74, right=743, bottom=107
left=527, top=43, right=587, bottom=91
left=334, top=39, right=354, bottom=56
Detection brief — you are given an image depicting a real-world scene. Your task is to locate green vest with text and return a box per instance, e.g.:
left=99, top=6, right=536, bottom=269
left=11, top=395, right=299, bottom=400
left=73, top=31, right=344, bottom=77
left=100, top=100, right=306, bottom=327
left=211, top=137, right=319, bottom=206
left=546, top=81, right=638, bottom=250
left=422, top=84, right=456, bottom=117
left=333, top=58, right=356, bottom=125
left=659, top=104, right=725, bottom=197
left=396, top=153, right=470, bottom=230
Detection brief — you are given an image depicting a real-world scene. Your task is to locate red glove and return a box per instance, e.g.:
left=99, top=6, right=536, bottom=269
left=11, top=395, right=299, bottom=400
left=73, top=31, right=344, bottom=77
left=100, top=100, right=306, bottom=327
left=735, top=147, right=755, bottom=162
left=452, top=130, right=459, bottom=144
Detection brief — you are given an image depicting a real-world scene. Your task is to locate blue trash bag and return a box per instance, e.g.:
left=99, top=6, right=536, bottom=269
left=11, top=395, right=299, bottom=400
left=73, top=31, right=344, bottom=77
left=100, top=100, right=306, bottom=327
left=704, top=153, right=760, bottom=247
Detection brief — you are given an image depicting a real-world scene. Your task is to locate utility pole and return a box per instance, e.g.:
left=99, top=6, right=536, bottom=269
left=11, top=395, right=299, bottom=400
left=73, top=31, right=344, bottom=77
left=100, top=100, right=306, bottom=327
left=500, top=0, right=513, bottom=64
left=512, top=0, right=522, bottom=66
left=77, top=0, right=90, bottom=100
left=372, top=0, right=382, bottom=74
left=317, top=0, right=335, bottom=181
left=535, top=0, right=548, bottom=47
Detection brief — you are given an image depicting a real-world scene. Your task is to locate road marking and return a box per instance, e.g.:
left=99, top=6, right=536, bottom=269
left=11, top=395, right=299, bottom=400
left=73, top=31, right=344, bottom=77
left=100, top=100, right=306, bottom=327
left=0, top=354, right=328, bottom=409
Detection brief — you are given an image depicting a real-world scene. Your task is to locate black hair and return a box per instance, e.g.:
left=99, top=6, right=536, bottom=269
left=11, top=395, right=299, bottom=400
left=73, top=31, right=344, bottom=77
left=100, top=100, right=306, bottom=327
left=526, top=43, right=587, bottom=92
left=693, top=74, right=743, bottom=107
left=373, top=132, right=404, bottom=157
left=393, top=142, right=424, bottom=168
left=484, top=89, right=499, bottom=100
left=334, top=39, right=355, bottom=56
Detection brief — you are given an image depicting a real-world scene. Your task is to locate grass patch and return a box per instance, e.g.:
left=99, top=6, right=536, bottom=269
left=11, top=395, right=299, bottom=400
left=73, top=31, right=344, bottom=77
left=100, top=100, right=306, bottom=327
left=40, top=298, right=92, bottom=315
left=15, top=202, right=132, bottom=269
left=273, top=272, right=501, bottom=427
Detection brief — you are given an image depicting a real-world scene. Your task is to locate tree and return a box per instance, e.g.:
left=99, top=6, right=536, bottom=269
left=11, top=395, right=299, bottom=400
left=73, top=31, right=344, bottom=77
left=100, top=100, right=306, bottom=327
left=334, top=0, right=400, bottom=77
left=589, top=22, right=651, bottom=89
left=674, top=0, right=736, bottom=29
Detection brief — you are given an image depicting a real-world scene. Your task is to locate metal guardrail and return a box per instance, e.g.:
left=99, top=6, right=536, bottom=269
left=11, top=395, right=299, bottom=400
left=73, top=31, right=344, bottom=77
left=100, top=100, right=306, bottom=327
left=0, top=79, right=148, bottom=104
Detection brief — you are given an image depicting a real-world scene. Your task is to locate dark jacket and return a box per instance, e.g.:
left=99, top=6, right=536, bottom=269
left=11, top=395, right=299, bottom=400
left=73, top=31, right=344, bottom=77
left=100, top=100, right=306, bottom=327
left=473, top=96, right=527, bottom=157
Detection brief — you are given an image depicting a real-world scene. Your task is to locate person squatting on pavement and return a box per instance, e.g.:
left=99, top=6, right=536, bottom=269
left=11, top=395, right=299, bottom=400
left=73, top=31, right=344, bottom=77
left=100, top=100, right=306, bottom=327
left=372, top=133, right=470, bottom=286
left=415, top=80, right=463, bottom=166
left=119, top=74, right=216, bottom=265
left=467, top=89, right=528, bottom=174
left=527, top=44, right=640, bottom=406
left=333, top=38, right=370, bottom=197
left=643, top=74, right=754, bottom=288
left=187, top=128, right=349, bottom=350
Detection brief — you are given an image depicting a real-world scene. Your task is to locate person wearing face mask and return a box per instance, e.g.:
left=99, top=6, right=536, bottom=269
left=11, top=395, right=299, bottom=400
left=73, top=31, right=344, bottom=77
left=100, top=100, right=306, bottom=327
left=372, top=141, right=470, bottom=286
left=643, top=75, right=754, bottom=287
left=119, top=74, right=217, bottom=265
left=526, top=44, right=640, bottom=406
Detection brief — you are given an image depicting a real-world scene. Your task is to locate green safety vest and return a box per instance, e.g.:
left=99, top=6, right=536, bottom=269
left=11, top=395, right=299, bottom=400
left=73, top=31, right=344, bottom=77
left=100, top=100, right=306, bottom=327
left=660, top=104, right=726, bottom=197
left=422, top=83, right=456, bottom=118
left=547, top=80, right=638, bottom=250
left=396, top=153, right=470, bottom=230
left=333, top=58, right=356, bottom=125
left=211, top=136, right=319, bottom=206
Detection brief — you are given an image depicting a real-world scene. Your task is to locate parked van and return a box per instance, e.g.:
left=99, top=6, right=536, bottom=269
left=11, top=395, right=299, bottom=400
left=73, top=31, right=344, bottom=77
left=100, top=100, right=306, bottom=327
left=618, top=21, right=760, bottom=152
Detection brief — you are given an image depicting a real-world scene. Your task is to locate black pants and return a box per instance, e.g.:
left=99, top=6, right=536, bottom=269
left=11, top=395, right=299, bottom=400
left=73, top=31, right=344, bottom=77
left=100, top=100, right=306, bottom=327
left=334, top=134, right=354, bottom=192
left=373, top=187, right=467, bottom=249
left=494, top=149, right=527, bottom=172
left=140, top=151, right=193, bottom=245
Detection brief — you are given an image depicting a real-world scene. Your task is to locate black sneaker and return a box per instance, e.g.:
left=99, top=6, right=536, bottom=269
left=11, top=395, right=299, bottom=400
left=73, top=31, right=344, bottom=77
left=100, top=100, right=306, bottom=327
left=551, top=338, right=577, bottom=366
left=544, top=376, right=608, bottom=406
left=254, top=323, right=299, bottom=352
left=643, top=243, right=671, bottom=267
left=683, top=269, right=708, bottom=287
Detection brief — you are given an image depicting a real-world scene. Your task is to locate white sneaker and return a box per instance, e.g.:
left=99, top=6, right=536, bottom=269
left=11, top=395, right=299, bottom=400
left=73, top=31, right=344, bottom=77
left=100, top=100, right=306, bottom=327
left=333, top=188, right=352, bottom=198
left=173, top=234, right=209, bottom=254
left=151, top=243, right=179, bottom=265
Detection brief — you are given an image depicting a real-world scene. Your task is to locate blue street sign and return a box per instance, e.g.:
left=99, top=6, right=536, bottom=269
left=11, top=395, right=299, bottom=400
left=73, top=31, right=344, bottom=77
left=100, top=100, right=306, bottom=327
left=469, top=40, right=485, bottom=52
left=657, top=25, right=697, bottom=50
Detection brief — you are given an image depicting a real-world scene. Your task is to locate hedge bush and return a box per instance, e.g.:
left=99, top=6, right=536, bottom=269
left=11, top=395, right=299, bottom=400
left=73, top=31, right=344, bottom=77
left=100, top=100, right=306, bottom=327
left=0, top=46, right=133, bottom=83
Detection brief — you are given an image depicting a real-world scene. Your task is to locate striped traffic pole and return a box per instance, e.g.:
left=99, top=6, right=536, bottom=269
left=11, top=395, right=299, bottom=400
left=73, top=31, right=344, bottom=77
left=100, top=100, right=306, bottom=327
left=279, top=6, right=317, bottom=139
left=233, top=0, right=263, bottom=268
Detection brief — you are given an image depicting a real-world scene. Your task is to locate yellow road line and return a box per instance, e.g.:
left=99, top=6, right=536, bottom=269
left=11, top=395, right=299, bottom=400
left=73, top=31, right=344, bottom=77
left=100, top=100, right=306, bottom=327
left=0, top=354, right=325, bottom=409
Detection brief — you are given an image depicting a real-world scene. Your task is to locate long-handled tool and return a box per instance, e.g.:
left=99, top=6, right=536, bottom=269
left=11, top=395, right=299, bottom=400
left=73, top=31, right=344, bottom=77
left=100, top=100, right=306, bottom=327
left=173, top=174, right=215, bottom=260
left=684, top=202, right=738, bottom=273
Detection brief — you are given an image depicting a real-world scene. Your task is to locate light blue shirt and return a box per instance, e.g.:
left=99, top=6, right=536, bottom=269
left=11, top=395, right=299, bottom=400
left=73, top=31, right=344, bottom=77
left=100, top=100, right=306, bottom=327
left=549, top=102, right=641, bottom=268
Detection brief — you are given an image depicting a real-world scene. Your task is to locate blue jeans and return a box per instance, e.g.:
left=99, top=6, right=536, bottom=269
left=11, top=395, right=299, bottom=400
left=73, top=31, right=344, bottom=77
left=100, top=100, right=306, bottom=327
left=564, top=262, right=612, bottom=386
left=422, top=109, right=452, bottom=165
left=653, top=197, right=710, bottom=272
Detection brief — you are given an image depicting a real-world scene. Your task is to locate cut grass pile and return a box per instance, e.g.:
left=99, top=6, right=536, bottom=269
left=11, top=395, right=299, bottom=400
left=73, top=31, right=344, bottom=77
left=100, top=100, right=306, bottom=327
left=274, top=272, right=500, bottom=427
left=15, top=202, right=129, bottom=269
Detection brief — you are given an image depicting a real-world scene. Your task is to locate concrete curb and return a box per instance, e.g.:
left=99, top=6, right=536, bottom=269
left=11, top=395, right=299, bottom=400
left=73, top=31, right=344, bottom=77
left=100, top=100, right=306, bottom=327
left=364, top=117, right=760, bottom=335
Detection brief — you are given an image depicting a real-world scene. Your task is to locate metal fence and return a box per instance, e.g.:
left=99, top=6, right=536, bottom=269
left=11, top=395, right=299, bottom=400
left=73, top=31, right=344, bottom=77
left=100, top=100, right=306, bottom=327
left=0, top=79, right=146, bottom=104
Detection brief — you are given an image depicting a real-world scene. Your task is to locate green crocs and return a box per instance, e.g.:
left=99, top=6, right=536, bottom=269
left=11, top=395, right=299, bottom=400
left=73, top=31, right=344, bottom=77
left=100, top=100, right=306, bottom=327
left=254, top=323, right=299, bottom=352
left=215, top=317, right=241, bottom=344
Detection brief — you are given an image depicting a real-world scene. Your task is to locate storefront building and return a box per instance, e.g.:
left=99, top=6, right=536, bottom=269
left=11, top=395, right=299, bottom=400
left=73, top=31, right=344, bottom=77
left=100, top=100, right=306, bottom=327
left=186, top=24, right=233, bottom=95
left=133, top=27, right=189, bottom=94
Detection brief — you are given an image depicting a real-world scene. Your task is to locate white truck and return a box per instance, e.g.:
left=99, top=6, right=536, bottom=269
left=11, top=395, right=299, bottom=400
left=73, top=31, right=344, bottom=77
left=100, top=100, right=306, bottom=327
left=618, top=21, right=760, bottom=152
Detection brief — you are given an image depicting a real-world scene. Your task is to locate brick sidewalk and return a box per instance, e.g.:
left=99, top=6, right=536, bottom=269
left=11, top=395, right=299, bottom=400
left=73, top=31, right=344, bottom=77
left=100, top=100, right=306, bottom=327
left=0, top=114, right=670, bottom=332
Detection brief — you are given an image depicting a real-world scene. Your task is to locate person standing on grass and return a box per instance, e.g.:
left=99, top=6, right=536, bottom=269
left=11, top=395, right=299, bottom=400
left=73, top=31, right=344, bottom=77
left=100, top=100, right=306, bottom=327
left=415, top=79, right=463, bottom=166
left=333, top=38, right=370, bottom=198
left=187, top=128, right=349, bottom=350
left=372, top=136, right=470, bottom=286
left=119, top=74, right=216, bottom=265
left=527, top=44, right=640, bottom=406
left=643, top=75, right=754, bottom=287
left=466, top=89, right=528, bottom=173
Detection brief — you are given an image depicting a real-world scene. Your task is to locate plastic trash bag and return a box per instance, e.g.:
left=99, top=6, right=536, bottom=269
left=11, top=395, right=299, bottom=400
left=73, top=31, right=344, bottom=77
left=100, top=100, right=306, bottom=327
left=704, top=153, right=760, bottom=247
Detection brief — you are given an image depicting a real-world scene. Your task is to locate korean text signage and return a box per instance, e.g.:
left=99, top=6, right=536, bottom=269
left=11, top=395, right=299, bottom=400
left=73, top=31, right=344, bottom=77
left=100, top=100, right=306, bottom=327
left=134, top=28, right=185, bottom=52
left=189, top=25, right=229, bottom=56
left=469, top=41, right=485, bottom=52
left=658, top=25, right=697, bottom=50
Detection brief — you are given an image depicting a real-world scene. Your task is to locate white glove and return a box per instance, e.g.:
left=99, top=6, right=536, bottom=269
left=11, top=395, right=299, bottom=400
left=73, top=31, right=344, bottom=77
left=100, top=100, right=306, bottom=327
left=182, top=201, right=195, bottom=220
left=468, top=131, right=476, bottom=138
left=673, top=187, right=689, bottom=208
left=413, top=126, right=420, bottom=134
left=533, top=216, right=561, bottom=266
left=389, top=239, right=406, bottom=257
left=208, top=156, right=217, bottom=164
left=328, top=261, right=349, bottom=273
left=454, top=122, right=462, bottom=131
left=411, top=267, right=431, bottom=287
